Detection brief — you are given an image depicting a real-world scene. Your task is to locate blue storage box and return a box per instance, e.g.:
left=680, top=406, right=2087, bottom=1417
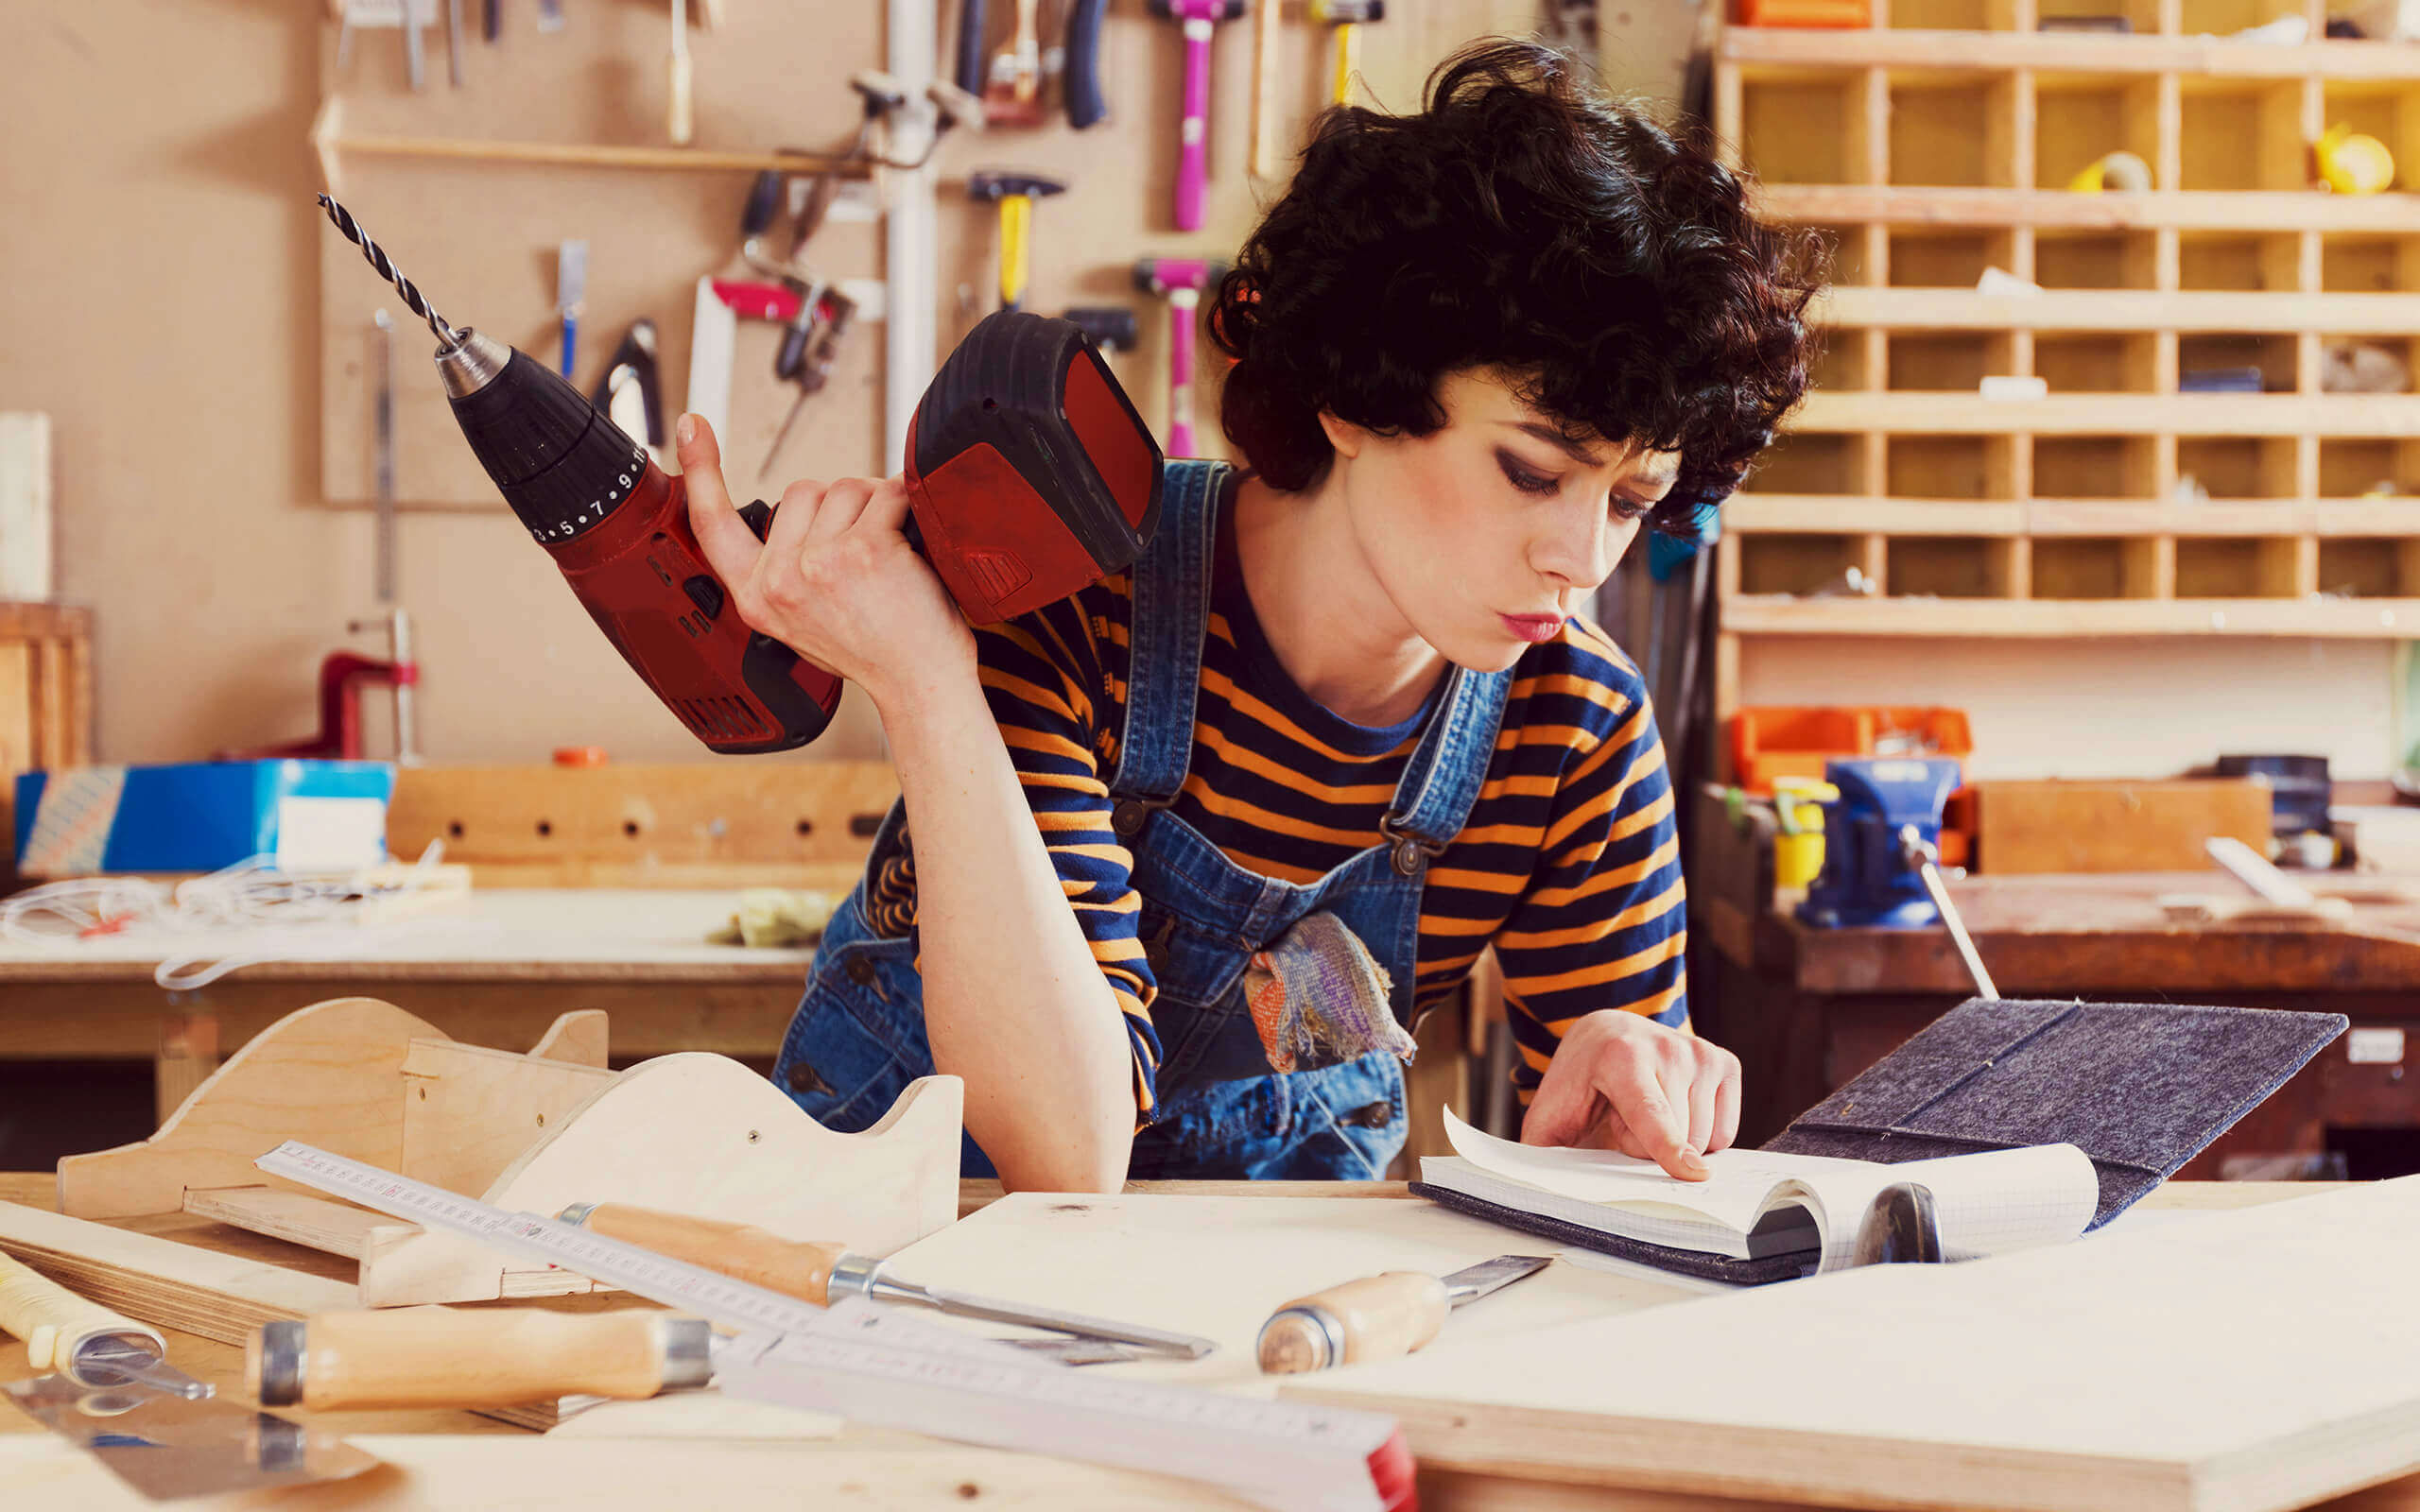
left=14, top=761, right=397, bottom=877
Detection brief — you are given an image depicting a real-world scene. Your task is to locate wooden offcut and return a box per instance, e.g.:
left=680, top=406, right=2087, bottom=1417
left=1973, top=778, right=2273, bottom=874
left=384, top=762, right=899, bottom=890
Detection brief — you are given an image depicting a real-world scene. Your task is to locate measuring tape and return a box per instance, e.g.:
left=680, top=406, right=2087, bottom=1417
left=256, top=1141, right=1415, bottom=1512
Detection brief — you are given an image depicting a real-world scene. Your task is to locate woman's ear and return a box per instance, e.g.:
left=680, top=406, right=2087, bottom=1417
left=1315, top=410, right=1367, bottom=461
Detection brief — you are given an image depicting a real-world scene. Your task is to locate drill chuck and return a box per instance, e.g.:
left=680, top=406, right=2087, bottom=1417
left=440, top=329, right=650, bottom=545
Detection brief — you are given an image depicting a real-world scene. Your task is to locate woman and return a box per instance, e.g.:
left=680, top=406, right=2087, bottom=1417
left=673, top=38, right=1819, bottom=1192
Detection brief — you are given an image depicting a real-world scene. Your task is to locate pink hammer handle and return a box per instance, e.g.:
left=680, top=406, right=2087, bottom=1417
left=1168, top=288, right=1200, bottom=455
left=1177, top=19, right=1213, bottom=232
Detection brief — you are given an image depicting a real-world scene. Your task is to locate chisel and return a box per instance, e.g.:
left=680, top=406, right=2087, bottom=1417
left=558, top=1201, right=1214, bottom=1359
left=1255, top=1254, right=1551, bottom=1374
left=0, top=1249, right=212, bottom=1399
left=250, top=1305, right=1140, bottom=1411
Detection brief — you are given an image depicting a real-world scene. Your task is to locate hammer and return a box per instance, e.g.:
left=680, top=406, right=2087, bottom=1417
left=1307, top=0, right=1382, bottom=107
left=1063, top=305, right=1139, bottom=360
left=969, top=171, right=1067, bottom=312
left=1133, top=256, right=1226, bottom=456
left=1147, top=0, right=1245, bottom=231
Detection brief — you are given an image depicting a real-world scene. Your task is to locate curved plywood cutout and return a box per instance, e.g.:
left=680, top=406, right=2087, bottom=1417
left=355, top=1059, right=962, bottom=1306
left=59, top=998, right=448, bottom=1221
left=527, top=1010, right=610, bottom=1068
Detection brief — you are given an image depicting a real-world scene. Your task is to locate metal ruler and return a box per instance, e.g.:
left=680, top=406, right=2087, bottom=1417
left=255, top=1141, right=830, bottom=1338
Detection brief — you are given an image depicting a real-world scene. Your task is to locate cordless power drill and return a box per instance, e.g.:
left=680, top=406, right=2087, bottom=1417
left=318, top=195, right=1163, bottom=752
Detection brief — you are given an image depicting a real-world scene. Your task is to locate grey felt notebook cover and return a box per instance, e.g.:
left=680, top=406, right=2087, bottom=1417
left=1416, top=998, right=2346, bottom=1286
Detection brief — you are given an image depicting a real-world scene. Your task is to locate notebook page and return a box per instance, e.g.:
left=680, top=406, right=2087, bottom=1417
left=1442, top=1108, right=1874, bottom=1234
left=1783, top=1143, right=2100, bottom=1272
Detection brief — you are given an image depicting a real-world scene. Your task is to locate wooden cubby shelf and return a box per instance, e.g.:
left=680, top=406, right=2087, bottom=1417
left=1710, top=2, right=2420, bottom=721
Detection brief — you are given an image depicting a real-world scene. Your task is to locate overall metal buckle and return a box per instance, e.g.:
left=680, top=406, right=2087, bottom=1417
left=1110, top=794, right=1174, bottom=840
left=1378, top=813, right=1449, bottom=877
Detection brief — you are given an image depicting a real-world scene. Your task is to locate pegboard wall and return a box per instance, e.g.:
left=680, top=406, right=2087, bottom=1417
left=315, top=0, right=1549, bottom=514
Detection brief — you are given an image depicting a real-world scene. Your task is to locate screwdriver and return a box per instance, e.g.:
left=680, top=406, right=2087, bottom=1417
left=556, top=1201, right=1217, bottom=1359
left=1254, top=1254, right=1551, bottom=1375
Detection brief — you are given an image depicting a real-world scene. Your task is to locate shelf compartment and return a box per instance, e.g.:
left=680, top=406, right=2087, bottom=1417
left=1888, top=0, right=2003, bottom=27
left=1751, top=432, right=1866, bottom=495
left=1809, top=223, right=1874, bottom=286
left=1888, top=229, right=2014, bottom=287
left=2177, top=332, right=2298, bottom=392
left=2320, top=234, right=2420, bottom=292
left=1890, top=81, right=2013, bottom=187
left=1739, top=534, right=1870, bottom=595
left=1720, top=594, right=2420, bottom=635
left=1888, top=333, right=2009, bottom=390
left=2176, top=437, right=2298, bottom=498
left=1742, top=74, right=1867, bottom=185
left=2177, top=232, right=2302, bottom=291
left=2322, top=83, right=2420, bottom=191
left=2176, top=0, right=2308, bottom=46
left=1889, top=435, right=2009, bottom=498
left=2031, top=538, right=2141, bottom=598
left=2318, top=538, right=2420, bottom=596
left=2176, top=536, right=2306, bottom=597
left=2178, top=82, right=2310, bottom=193
left=2318, top=334, right=2417, bottom=395
left=2035, top=79, right=2160, bottom=192
left=1886, top=536, right=2021, bottom=597
left=2034, top=437, right=2156, bottom=498
left=2035, top=334, right=2154, bottom=392
left=2034, top=229, right=2155, bottom=290
left=2320, top=438, right=2410, bottom=497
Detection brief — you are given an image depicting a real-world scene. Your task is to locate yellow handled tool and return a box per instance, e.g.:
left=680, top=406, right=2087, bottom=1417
left=1256, top=1254, right=1549, bottom=1374
left=0, top=1250, right=210, bottom=1397
left=248, top=1307, right=711, bottom=1412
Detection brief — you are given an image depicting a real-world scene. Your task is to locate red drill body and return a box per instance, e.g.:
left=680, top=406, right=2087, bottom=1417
left=320, top=193, right=1160, bottom=755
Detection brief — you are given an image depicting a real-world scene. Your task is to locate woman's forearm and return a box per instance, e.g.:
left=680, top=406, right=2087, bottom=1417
left=870, top=666, right=1138, bottom=1193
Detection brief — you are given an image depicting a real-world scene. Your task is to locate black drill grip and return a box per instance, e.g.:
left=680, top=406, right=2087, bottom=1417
left=1065, top=0, right=1109, bottom=129
left=741, top=170, right=785, bottom=239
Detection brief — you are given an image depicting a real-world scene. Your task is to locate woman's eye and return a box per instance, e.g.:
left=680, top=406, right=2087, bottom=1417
left=1611, top=496, right=1656, bottom=523
left=1498, top=455, right=1560, bottom=495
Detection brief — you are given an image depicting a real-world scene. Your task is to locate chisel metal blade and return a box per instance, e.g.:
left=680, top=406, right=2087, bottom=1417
left=1440, top=1254, right=1553, bottom=1307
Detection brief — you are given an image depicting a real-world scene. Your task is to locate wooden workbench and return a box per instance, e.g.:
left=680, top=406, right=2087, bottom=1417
left=5, top=1171, right=2404, bottom=1512
left=0, top=890, right=814, bottom=1121
left=1708, top=871, right=2420, bottom=1164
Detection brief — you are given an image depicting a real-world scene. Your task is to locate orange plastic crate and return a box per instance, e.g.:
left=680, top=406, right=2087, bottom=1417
left=1734, top=0, right=1872, bottom=26
left=1730, top=706, right=1974, bottom=795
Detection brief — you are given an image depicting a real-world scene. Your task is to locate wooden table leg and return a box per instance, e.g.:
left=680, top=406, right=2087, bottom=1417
left=156, top=1011, right=219, bottom=1125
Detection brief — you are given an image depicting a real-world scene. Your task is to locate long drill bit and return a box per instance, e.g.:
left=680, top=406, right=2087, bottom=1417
left=317, top=193, right=460, bottom=348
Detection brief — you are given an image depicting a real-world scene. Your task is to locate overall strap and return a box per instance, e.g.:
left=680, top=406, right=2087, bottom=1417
left=1378, top=665, right=1514, bottom=877
left=1108, top=461, right=1226, bottom=832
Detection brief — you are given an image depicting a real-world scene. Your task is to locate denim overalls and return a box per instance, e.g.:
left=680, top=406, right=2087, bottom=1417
left=769, top=460, right=1512, bottom=1180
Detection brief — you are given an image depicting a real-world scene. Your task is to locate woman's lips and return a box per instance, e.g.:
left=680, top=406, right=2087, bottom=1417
left=1500, top=613, right=1563, bottom=643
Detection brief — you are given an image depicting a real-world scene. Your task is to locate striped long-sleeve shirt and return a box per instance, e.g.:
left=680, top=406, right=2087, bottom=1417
left=864, top=494, right=1688, bottom=1120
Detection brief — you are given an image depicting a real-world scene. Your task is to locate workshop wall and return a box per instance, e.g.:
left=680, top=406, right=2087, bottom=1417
left=0, top=0, right=1528, bottom=769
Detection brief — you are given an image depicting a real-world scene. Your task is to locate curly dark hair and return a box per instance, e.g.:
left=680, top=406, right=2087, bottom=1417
left=1209, top=37, right=1823, bottom=533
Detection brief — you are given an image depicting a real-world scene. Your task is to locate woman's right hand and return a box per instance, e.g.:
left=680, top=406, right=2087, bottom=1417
left=675, top=412, right=975, bottom=710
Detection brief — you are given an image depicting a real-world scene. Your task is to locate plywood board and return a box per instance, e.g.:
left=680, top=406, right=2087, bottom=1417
left=877, top=1193, right=1702, bottom=1392
left=0, top=1435, right=1265, bottom=1510
left=1975, top=778, right=2274, bottom=873
left=56, top=998, right=441, bottom=1221
left=0, top=412, right=49, bottom=600
left=398, top=1038, right=616, bottom=1199
left=1285, top=1179, right=2420, bottom=1512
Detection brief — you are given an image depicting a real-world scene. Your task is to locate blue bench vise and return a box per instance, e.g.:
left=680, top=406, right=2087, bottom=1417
left=1796, top=757, right=1964, bottom=930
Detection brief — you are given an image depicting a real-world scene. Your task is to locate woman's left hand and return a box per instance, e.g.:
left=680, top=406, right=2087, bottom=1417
left=1519, top=1009, right=1741, bottom=1180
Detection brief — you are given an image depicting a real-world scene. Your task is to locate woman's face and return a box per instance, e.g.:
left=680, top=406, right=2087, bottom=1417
left=1325, top=368, right=1681, bottom=672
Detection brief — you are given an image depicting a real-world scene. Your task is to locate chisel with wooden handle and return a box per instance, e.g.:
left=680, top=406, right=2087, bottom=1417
left=1255, top=1254, right=1552, bottom=1374
left=0, top=1249, right=211, bottom=1398
left=556, top=1201, right=1216, bottom=1359
left=249, top=1307, right=712, bottom=1412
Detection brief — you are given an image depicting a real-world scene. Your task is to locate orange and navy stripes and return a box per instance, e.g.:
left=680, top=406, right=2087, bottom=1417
left=865, top=545, right=1687, bottom=1115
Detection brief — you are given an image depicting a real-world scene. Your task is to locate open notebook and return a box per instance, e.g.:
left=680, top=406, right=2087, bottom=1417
left=1413, top=997, right=2348, bottom=1285
left=1421, top=1110, right=2099, bottom=1275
